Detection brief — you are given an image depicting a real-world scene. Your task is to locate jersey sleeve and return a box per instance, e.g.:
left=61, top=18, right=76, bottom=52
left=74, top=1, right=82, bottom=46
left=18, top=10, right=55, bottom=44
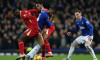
left=84, top=18, right=94, bottom=36
left=71, top=21, right=79, bottom=34
left=44, top=15, right=53, bottom=28
left=28, top=9, right=38, bottom=18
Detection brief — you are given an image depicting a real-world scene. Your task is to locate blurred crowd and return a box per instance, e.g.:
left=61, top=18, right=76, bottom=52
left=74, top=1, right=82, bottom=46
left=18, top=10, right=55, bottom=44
left=0, top=0, right=100, bottom=50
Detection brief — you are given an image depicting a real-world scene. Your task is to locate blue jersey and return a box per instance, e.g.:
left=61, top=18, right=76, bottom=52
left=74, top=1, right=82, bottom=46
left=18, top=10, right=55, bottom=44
left=71, top=17, right=94, bottom=36
left=37, top=11, right=53, bottom=30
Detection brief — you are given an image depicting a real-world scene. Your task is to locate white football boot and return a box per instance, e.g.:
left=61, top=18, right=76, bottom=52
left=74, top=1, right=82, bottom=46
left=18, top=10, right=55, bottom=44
left=16, top=54, right=26, bottom=60
left=61, top=58, right=71, bottom=60
left=94, top=58, right=98, bottom=60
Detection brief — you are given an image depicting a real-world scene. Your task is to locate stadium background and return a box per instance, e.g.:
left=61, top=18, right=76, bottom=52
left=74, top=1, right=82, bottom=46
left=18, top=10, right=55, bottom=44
left=0, top=0, right=100, bottom=60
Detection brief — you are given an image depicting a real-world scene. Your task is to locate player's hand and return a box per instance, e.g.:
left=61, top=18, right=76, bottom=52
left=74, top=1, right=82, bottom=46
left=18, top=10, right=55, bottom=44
left=88, top=36, right=91, bottom=41
left=67, top=32, right=71, bottom=36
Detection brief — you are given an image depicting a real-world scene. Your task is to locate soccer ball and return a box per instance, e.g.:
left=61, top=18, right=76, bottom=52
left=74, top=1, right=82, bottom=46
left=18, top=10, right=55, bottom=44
left=34, top=55, right=42, bottom=60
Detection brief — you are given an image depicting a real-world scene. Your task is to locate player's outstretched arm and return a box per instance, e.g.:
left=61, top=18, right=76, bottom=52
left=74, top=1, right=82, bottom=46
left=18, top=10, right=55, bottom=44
left=85, top=20, right=94, bottom=36
left=28, top=9, right=38, bottom=18
left=71, top=22, right=79, bottom=34
left=85, top=19, right=94, bottom=40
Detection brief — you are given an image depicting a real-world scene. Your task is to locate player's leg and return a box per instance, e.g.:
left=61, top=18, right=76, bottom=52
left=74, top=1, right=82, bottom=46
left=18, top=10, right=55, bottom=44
left=85, top=40, right=98, bottom=60
left=36, top=33, right=45, bottom=60
left=36, top=33, right=45, bottom=47
left=22, top=44, right=27, bottom=60
left=62, top=35, right=84, bottom=60
left=16, top=33, right=30, bottom=60
left=62, top=40, right=78, bottom=60
left=43, top=34, right=54, bottom=57
left=67, top=40, right=78, bottom=59
left=26, top=28, right=44, bottom=60
left=24, top=44, right=27, bottom=54
left=26, top=33, right=45, bottom=60
left=26, top=34, right=52, bottom=59
left=44, top=26, right=55, bottom=57
left=27, top=44, right=41, bottom=58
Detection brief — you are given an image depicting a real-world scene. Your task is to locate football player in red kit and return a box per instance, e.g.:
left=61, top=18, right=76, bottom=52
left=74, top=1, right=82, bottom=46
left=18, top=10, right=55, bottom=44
left=12, top=8, right=45, bottom=60
left=36, top=2, right=55, bottom=57
left=26, top=2, right=55, bottom=60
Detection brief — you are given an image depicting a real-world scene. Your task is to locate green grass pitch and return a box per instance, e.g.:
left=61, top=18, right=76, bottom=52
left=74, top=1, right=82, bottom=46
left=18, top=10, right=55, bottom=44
left=0, top=54, right=100, bottom=60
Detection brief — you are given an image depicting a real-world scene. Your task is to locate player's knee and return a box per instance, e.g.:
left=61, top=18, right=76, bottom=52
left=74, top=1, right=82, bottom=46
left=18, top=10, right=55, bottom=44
left=18, top=36, right=23, bottom=41
left=71, top=43, right=76, bottom=47
left=41, top=44, right=45, bottom=47
left=40, top=42, right=45, bottom=47
left=43, top=35, right=48, bottom=39
left=85, top=44, right=90, bottom=48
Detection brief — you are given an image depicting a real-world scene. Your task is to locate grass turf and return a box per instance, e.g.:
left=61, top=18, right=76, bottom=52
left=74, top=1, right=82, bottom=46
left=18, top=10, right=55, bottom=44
left=0, top=54, right=100, bottom=60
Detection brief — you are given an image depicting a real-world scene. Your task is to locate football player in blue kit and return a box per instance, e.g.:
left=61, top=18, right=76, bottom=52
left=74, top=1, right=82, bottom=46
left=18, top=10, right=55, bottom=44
left=62, top=10, right=98, bottom=60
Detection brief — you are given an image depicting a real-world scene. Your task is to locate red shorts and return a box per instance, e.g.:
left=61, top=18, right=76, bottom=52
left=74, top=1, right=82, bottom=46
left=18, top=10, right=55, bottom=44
left=43, top=24, right=55, bottom=37
left=24, top=28, right=39, bottom=39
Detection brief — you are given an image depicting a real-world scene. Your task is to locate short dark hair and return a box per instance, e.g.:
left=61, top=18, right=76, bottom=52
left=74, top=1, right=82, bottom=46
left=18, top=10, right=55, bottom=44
left=12, top=8, right=18, bottom=13
left=74, top=9, right=81, bottom=13
left=49, top=7, right=55, bottom=13
left=36, top=0, right=43, bottom=5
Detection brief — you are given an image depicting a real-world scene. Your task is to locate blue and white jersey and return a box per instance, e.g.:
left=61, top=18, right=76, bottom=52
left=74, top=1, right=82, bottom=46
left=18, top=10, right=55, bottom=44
left=37, top=11, right=53, bottom=30
left=71, top=17, right=94, bottom=36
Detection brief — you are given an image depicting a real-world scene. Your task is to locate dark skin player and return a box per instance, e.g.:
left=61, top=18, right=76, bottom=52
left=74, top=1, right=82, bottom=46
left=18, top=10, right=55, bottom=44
left=12, top=9, right=44, bottom=60
left=13, top=9, right=44, bottom=49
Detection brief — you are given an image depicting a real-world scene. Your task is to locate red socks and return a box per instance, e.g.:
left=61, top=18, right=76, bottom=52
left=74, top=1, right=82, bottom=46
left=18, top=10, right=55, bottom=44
left=24, top=45, right=27, bottom=54
left=41, top=39, right=51, bottom=58
left=44, top=39, right=51, bottom=53
left=22, top=45, right=27, bottom=60
left=22, top=57, right=25, bottom=60
left=18, top=40, right=24, bottom=55
left=41, top=44, right=45, bottom=57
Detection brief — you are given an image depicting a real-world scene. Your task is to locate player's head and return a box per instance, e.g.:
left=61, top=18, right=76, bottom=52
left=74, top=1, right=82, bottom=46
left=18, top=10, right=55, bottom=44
left=74, top=9, right=82, bottom=20
left=48, top=7, right=55, bottom=17
left=12, top=8, right=20, bottom=17
left=36, top=1, right=43, bottom=11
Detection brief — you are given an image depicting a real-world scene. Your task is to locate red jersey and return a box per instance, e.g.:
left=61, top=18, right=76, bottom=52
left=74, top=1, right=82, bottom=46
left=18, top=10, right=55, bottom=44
left=20, top=9, right=39, bottom=29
